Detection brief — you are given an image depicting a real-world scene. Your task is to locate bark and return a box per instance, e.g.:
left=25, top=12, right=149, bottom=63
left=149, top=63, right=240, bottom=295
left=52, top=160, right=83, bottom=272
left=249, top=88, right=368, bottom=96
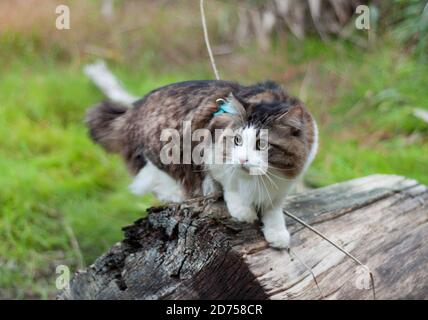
left=61, top=174, right=428, bottom=300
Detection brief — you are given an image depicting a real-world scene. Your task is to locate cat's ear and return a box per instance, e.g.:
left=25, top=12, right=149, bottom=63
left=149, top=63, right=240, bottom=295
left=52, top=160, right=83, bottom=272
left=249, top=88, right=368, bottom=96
left=226, top=93, right=247, bottom=121
left=276, top=104, right=304, bottom=129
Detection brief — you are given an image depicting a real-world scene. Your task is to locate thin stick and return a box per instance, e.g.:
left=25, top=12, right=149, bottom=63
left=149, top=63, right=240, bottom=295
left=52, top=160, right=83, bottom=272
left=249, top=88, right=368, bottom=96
left=62, top=219, right=85, bottom=270
left=288, top=248, right=324, bottom=299
left=200, top=0, right=220, bottom=80
left=283, top=209, right=376, bottom=300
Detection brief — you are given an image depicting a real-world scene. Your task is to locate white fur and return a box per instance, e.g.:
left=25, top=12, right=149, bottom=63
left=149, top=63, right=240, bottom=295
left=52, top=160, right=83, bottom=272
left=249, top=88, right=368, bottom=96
left=131, top=122, right=319, bottom=249
left=202, top=175, right=219, bottom=196
left=207, top=125, right=298, bottom=249
left=303, top=119, right=319, bottom=173
left=129, top=160, right=185, bottom=202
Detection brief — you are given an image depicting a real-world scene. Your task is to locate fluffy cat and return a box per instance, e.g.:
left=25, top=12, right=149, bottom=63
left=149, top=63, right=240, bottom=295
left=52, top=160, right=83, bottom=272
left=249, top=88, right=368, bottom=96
left=86, top=80, right=318, bottom=248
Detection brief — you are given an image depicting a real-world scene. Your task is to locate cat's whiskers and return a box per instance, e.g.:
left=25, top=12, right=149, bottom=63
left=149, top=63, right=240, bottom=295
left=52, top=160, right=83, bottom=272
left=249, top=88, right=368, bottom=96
left=265, top=170, right=295, bottom=182
left=266, top=166, right=297, bottom=182
left=267, top=164, right=297, bottom=173
left=255, top=176, right=262, bottom=205
left=263, top=170, right=279, bottom=190
left=224, top=164, right=238, bottom=180
left=258, top=174, right=274, bottom=209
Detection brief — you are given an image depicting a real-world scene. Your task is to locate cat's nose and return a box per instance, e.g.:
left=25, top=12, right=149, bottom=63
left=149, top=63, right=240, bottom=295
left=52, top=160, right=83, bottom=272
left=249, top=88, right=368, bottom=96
left=239, top=158, right=248, bottom=164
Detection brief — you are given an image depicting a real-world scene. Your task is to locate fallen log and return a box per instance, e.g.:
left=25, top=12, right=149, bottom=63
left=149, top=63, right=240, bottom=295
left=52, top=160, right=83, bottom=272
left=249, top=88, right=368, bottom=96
left=61, top=174, right=428, bottom=299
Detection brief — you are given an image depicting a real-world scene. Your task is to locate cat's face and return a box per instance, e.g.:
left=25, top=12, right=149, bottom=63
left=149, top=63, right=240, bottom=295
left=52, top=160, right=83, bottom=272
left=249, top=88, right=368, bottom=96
left=216, top=95, right=316, bottom=179
left=229, top=126, right=269, bottom=176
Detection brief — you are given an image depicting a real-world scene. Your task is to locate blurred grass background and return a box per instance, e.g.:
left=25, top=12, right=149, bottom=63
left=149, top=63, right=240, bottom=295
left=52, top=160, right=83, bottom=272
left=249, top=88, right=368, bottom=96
left=0, top=0, right=427, bottom=299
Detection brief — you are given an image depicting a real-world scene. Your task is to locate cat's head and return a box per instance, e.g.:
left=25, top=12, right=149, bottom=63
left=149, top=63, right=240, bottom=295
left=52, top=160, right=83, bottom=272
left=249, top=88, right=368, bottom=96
left=211, top=92, right=317, bottom=180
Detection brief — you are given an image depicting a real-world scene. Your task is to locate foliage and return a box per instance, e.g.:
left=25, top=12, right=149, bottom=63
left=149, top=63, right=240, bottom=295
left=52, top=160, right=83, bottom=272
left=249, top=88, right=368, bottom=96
left=392, top=0, right=428, bottom=61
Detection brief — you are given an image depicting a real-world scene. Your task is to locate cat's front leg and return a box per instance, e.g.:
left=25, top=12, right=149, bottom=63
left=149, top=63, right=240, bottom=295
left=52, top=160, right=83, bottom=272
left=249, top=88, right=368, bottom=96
left=261, top=207, right=290, bottom=249
left=223, top=189, right=257, bottom=224
left=202, top=175, right=221, bottom=196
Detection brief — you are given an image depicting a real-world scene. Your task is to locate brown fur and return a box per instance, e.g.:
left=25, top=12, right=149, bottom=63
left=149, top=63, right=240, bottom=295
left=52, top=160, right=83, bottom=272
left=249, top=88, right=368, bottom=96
left=86, top=80, right=316, bottom=197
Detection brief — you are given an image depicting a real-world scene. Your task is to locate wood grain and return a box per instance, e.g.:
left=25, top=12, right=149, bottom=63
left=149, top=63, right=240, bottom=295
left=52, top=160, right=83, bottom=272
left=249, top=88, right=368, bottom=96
left=61, top=174, right=428, bottom=300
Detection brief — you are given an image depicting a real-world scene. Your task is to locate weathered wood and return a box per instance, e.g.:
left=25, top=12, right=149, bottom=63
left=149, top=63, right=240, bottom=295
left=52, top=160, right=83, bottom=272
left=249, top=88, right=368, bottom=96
left=62, top=174, right=428, bottom=300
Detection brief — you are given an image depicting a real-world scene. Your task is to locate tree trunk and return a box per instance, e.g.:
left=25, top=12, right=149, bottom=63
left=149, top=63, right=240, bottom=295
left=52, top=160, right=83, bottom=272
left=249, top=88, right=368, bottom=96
left=61, top=174, right=428, bottom=300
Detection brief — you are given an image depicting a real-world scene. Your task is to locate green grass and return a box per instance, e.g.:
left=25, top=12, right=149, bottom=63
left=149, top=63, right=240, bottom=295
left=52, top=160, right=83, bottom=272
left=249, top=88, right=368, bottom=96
left=312, top=42, right=428, bottom=186
left=0, top=60, right=160, bottom=299
left=1, top=31, right=428, bottom=298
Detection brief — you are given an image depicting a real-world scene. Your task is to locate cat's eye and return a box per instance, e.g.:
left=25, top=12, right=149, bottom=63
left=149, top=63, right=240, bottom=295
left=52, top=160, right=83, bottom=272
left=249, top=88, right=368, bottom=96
left=234, top=134, right=243, bottom=146
left=256, top=139, right=268, bottom=151
left=291, top=127, right=301, bottom=137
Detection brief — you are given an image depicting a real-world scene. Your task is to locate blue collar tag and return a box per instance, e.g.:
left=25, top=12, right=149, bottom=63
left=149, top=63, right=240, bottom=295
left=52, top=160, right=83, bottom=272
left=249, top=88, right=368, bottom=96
left=213, top=100, right=238, bottom=117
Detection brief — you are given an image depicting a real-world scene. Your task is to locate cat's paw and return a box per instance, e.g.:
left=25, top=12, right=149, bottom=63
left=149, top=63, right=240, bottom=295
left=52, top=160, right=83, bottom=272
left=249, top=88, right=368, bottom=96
left=229, top=206, right=258, bottom=224
left=263, top=228, right=290, bottom=249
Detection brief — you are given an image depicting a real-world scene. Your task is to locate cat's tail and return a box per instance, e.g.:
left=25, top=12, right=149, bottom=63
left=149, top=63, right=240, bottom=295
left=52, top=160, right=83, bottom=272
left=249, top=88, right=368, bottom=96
left=85, top=101, right=128, bottom=153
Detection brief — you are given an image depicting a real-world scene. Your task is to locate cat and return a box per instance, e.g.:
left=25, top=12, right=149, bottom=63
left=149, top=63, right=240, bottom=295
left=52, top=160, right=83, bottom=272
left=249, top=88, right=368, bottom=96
left=86, top=80, right=318, bottom=249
